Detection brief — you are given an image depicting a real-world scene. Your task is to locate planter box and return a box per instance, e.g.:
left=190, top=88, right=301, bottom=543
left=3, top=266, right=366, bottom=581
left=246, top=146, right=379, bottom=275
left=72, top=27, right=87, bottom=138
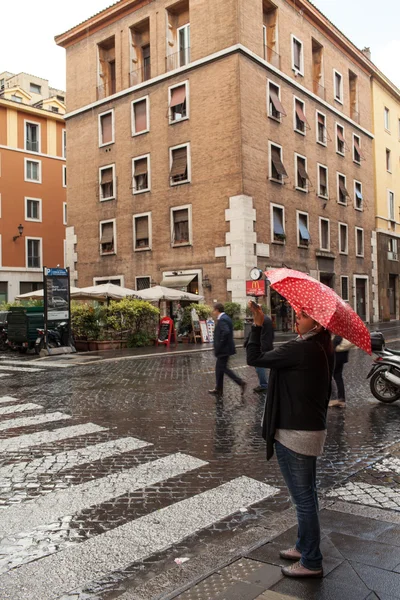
left=92, top=340, right=124, bottom=351
left=233, top=330, right=244, bottom=339
left=75, top=340, right=89, bottom=352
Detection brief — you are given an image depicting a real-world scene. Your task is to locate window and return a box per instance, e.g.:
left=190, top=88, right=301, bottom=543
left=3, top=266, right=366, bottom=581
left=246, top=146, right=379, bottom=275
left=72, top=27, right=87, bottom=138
left=19, top=282, right=42, bottom=295
left=386, top=148, right=392, bottom=172
left=131, top=96, right=149, bottom=135
left=136, top=276, right=151, bottom=290
left=100, top=220, right=116, bottom=255
left=62, top=130, right=66, bottom=158
left=349, top=71, right=358, bottom=120
left=295, top=154, right=309, bottom=192
left=25, top=198, right=41, bottom=222
left=263, top=1, right=279, bottom=67
left=297, top=212, right=310, bottom=247
left=291, top=35, right=304, bottom=75
left=384, top=107, right=390, bottom=131
left=0, top=282, right=7, bottom=304
left=269, top=142, right=287, bottom=183
left=62, top=165, right=67, bottom=188
left=11, top=95, right=22, bottom=103
left=388, top=190, right=395, bottom=221
left=294, top=97, right=308, bottom=134
left=169, top=82, right=188, bottom=123
left=51, top=106, right=59, bottom=113
left=97, top=36, right=116, bottom=99
left=334, top=70, right=343, bottom=103
left=317, top=164, right=328, bottom=198
left=57, top=95, right=65, bottom=102
left=134, top=213, right=151, bottom=251
left=98, top=110, right=114, bottom=146
left=30, top=83, right=41, bottom=94
left=171, top=205, right=191, bottom=246
left=268, top=81, right=286, bottom=121
left=354, top=180, right=363, bottom=210
left=99, top=165, right=116, bottom=201
left=388, top=238, right=398, bottom=260
left=312, top=38, right=324, bottom=95
left=271, top=204, right=285, bottom=243
left=63, top=203, right=67, bottom=226
left=356, top=227, right=364, bottom=257
left=319, top=218, right=330, bottom=251
left=178, top=24, right=190, bottom=67
left=336, top=124, right=345, bottom=155
left=25, top=121, right=40, bottom=153
left=316, top=112, right=327, bottom=145
left=337, top=173, right=349, bottom=205
left=129, top=21, right=151, bottom=85
left=338, top=223, right=348, bottom=255
left=26, top=238, right=41, bottom=268
left=132, top=154, right=150, bottom=194
left=25, top=158, right=41, bottom=183
left=353, top=134, right=362, bottom=164
left=142, top=44, right=151, bottom=80
left=341, top=276, right=349, bottom=301
left=170, top=143, right=190, bottom=185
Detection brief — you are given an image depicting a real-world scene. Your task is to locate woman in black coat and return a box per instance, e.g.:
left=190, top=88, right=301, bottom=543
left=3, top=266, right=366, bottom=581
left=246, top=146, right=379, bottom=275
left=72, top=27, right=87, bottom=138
left=247, top=303, right=333, bottom=580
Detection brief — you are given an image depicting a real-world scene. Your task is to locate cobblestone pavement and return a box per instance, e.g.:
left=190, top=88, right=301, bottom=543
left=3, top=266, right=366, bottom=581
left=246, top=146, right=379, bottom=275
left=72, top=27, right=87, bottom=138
left=0, top=324, right=400, bottom=599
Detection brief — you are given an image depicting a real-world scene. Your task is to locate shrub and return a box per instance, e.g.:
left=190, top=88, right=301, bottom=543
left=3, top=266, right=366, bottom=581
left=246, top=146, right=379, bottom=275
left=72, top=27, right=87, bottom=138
left=105, top=298, right=159, bottom=334
left=127, top=332, right=152, bottom=348
left=179, top=303, right=212, bottom=332
left=224, top=302, right=242, bottom=321
left=71, top=303, right=104, bottom=340
left=233, top=319, right=244, bottom=331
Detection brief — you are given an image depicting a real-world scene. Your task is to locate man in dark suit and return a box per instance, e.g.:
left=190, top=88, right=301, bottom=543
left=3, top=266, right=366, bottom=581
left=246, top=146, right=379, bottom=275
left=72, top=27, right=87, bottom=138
left=209, top=303, right=247, bottom=396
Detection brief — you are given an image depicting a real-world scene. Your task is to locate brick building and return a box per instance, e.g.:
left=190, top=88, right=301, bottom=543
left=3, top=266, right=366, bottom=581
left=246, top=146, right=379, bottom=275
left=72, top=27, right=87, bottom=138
left=0, top=72, right=66, bottom=302
left=56, top=0, right=378, bottom=322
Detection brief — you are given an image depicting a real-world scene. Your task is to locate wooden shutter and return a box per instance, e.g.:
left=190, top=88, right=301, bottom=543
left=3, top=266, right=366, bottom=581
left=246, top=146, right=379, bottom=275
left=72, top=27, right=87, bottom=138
left=271, top=147, right=287, bottom=177
left=339, top=179, right=349, bottom=197
left=134, top=158, right=148, bottom=176
left=297, top=159, right=309, bottom=180
left=101, top=168, right=113, bottom=184
left=270, top=90, right=286, bottom=116
left=101, top=113, right=113, bottom=144
left=135, top=216, right=149, bottom=240
left=170, top=85, right=186, bottom=108
left=101, top=222, right=114, bottom=244
left=134, top=100, right=147, bottom=133
left=170, top=147, right=187, bottom=177
left=319, top=167, right=327, bottom=187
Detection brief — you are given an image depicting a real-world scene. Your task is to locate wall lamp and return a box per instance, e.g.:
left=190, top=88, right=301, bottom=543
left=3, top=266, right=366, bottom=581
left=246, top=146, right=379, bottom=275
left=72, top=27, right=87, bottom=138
left=13, top=224, right=24, bottom=242
left=203, top=275, right=212, bottom=290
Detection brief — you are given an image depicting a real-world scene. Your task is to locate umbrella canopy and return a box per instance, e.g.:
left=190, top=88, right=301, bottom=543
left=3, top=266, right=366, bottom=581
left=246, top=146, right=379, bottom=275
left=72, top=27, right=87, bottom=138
left=15, top=287, right=81, bottom=300
left=265, top=268, right=371, bottom=354
left=70, top=283, right=141, bottom=302
left=138, top=285, right=204, bottom=302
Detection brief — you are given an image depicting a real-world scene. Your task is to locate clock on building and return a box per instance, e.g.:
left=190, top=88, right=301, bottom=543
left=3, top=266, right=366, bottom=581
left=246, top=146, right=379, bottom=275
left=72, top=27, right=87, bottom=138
left=250, top=267, right=263, bottom=281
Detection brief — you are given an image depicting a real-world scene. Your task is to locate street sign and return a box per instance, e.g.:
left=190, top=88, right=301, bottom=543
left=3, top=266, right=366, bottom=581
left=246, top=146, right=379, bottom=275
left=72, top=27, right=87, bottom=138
left=44, top=269, right=70, bottom=321
left=246, top=280, right=266, bottom=297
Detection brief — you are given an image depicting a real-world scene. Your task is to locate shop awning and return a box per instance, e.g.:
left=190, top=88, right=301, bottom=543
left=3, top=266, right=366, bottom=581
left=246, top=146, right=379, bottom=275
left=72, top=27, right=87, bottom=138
left=161, top=274, right=196, bottom=288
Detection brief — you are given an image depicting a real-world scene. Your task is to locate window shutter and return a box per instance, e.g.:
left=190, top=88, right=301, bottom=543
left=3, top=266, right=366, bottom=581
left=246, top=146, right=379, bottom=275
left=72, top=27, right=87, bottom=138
left=320, top=167, right=327, bottom=186
left=273, top=210, right=284, bottom=234
left=271, top=148, right=288, bottom=177
left=337, top=127, right=345, bottom=142
left=135, top=216, right=149, bottom=239
left=101, top=114, right=113, bottom=144
left=170, top=85, right=186, bottom=108
left=297, top=160, right=309, bottom=180
left=173, top=209, right=188, bottom=223
left=101, top=223, right=114, bottom=244
left=134, top=158, right=148, bottom=176
left=270, top=90, right=286, bottom=116
left=295, top=102, right=307, bottom=124
left=171, top=147, right=188, bottom=177
left=293, top=40, right=301, bottom=67
left=318, top=114, right=324, bottom=125
left=101, top=168, right=113, bottom=184
left=339, top=179, right=349, bottom=197
left=134, top=100, right=147, bottom=132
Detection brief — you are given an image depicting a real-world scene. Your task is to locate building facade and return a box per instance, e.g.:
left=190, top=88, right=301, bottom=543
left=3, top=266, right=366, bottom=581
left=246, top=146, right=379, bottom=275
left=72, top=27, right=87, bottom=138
left=0, top=72, right=67, bottom=302
left=57, top=0, right=379, bottom=322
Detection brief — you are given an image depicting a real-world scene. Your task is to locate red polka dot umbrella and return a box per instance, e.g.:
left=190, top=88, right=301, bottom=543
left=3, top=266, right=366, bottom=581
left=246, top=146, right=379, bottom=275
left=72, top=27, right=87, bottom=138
left=265, top=268, right=371, bottom=354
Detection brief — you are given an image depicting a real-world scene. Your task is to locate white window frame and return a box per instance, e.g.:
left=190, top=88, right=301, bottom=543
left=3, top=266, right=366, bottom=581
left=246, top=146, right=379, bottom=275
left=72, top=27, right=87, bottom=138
left=270, top=203, right=286, bottom=243
left=171, top=204, right=192, bottom=247
left=333, top=69, right=343, bottom=104
left=293, top=96, right=306, bottom=135
left=24, top=158, right=42, bottom=184
left=131, top=95, right=150, bottom=136
left=62, top=164, right=67, bottom=188
left=384, top=107, right=390, bottom=131
left=168, top=80, right=189, bottom=124
left=319, top=217, right=330, bottom=251
left=169, top=142, right=191, bottom=186
left=386, top=148, right=392, bottom=173
left=98, top=109, right=115, bottom=147
left=25, top=197, right=42, bottom=222
left=135, top=275, right=151, bottom=290
left=24, top=119, right=41, bottom=153
left=317, top=163, right=329, bottom=199
left=62, top=129, right=67, bottom=158
left=99, top=218, right=117, bottom=256
left=340, top=275, right=349, bottom=301
left=337, top=172, right=348, bottom=206
left=388, top=189, right=395, bottom=221
left=25, top=237, right=42, bottom=269
left=177, top=23, right=190, bottom=67
left=291, top=34, right=304, bottom=76
left=336, top=123, right=345, bottom=156
left=63, top=202, right=67, bottom=226
left=294, top=152, right=308, bottom=193
left=133, top=211, right=152, bottom=252
left=99, top=164, right=116, bottom=201
left=353, top=133, right=361, bottom=164
left=132, top=154, right=151, bottom=194
left=296, top=210, right=310, bottom=248
left=354, top=179, right=363, bottom=211
left=338, top=222, right=348, bottom=255
left=355, top=227, right=364, bottom=257
left=267, top=79, right=282, bottom=122
left=268, top=140, right=285, bottom=184
left=316, top=110, right=327, bottom=146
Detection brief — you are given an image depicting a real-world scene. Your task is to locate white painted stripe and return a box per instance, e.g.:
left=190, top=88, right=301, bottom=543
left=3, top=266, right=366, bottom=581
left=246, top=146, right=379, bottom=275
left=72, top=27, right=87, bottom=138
left=0, top=437, right=152, bottom=484
left=0, top=365, right=42, bottom=373
left=0, top=396, right=19, bottom=404
left=0, top=423, right=105, bottom=453
left=0, top=411, right=71, bottom=432
left=1, top=453, right=207, bottom=538
left=0, top=476, right=278, bottom=599
left=0, top=373, right=11, bottom=378
left=0, top=360, right=72, bottom=369
left=0, top=360, right=46, bottom=367
left=0, top=403, right=41, bottom=416
left=327, top=481, right=400, bottom=511
left=374, top=457, right=400, bottom=475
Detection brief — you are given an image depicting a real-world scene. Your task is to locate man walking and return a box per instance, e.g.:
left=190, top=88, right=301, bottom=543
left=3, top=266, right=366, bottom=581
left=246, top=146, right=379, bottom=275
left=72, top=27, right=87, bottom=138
left=253, top=313, right=274, bottom=393
left=209, top=303, right=247, bottom=396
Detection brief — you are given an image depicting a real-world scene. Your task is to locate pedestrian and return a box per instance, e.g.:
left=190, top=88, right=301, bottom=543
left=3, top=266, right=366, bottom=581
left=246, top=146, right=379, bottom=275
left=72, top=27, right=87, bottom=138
left=209, top=303, right=247, bottom=397
left=280, top=301, right=289, bottom=332
left=329, top=336, right=353, bottom=408
left=247, top=302, right=334, bottom=579
left=244, top=311, right=274, bottom=393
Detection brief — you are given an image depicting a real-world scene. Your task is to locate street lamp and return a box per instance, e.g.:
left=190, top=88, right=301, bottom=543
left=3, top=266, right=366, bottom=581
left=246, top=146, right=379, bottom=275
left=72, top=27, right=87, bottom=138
left=13, top=224, right=24, bottom=242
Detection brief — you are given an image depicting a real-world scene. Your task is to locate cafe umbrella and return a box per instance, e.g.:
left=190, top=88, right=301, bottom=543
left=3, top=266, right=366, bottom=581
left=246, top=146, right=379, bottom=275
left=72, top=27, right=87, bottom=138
left=265, top=268, right=371, bottom=354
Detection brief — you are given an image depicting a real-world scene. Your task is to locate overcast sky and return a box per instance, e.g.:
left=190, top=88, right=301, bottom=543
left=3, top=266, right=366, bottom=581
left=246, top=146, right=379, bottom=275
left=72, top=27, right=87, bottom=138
left=1, top=0, right=399, bottom=91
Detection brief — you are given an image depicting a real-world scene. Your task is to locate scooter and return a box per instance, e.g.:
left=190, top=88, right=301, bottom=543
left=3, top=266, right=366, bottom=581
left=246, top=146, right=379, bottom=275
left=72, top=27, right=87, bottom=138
left=367, top=332, right=400, bottom=403
left=35, top=322, right=69, bottom=354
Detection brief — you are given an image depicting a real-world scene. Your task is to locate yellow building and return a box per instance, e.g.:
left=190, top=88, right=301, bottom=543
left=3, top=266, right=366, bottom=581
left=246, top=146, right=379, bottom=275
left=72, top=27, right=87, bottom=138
left=371, top=72, right=400, bottom=320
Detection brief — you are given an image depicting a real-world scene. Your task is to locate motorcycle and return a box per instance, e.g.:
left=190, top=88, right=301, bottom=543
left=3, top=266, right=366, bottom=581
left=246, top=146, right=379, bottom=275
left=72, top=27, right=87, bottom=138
left=367, top=332, right=400, bottom=403
left=35, top=322, right=69, bottom=354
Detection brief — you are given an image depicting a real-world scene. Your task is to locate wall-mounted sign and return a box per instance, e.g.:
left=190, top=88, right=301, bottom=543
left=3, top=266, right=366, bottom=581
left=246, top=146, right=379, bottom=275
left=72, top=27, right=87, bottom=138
left=246, top=279, right=266, bottom=297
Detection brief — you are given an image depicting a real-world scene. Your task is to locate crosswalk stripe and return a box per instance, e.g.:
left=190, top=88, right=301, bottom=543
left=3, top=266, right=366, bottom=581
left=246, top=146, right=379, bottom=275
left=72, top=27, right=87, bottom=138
left=0, top=360, right=72, bottom=369
left=0, top=436, right=152, bottom=484
left=0, top=423, right=106, bottom=453
left=0, top=411, right=71, bottom=432
left=373, top=457, right=400, bottom=475
left=0, top=403, right=41, bottom=416
left=0, top=365, right=42, bottom=373
left=327, top=481, right=400, bottom=510
left=0, top=396, right=19, bottom=404
left=0, top=374, right=11, bottom=378
left=0, top=476, right=279, bottom=600
left=2, top=453, right=207, bottom=539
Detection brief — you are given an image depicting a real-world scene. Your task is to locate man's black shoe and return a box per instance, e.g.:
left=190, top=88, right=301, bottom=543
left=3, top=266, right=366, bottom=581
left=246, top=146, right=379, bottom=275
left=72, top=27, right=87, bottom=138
left=253, top=385, right=268, bottom=393
left=209, top=389, right=223, bottom=396
left=240, top=381, right=247, bottom=396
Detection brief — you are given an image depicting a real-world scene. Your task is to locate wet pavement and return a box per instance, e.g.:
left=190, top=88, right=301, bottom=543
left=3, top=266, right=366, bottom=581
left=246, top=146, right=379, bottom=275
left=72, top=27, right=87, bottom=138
left=0, top=323, right=399, bottom=599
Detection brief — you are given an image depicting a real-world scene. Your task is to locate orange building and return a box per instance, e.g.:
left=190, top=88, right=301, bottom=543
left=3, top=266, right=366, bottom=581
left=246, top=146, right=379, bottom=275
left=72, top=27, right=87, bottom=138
left=0, top=72, right=67, bottom=302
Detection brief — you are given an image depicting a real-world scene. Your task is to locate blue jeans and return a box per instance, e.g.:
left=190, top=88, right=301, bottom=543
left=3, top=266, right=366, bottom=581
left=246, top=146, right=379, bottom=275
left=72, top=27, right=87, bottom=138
left=255, top=367, right=268, bottom=389
left=275, top=440, right=322, bottom=570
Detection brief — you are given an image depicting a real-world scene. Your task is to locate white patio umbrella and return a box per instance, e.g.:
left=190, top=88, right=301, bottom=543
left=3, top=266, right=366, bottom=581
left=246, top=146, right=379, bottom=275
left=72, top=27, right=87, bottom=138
left=70, top=282, right=142, bottom=302
left=137, top=285, right=204, bottom=302
left=15, top=287, right=82, bottom=300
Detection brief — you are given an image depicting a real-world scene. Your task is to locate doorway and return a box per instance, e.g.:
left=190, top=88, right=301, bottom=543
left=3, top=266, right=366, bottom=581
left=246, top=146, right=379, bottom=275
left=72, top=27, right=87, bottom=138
left=355, top=278, right=367, bottom=321
left=388, top=274, right=397, bottom=320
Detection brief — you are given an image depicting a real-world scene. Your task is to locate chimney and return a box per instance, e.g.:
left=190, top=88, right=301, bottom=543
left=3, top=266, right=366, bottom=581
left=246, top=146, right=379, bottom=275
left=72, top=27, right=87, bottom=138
left=362, top=47, right=371, bottom=60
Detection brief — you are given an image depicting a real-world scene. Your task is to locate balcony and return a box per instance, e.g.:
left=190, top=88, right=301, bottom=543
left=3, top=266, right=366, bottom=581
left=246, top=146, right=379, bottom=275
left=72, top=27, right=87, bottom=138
left=263, top=45, right=281, bottom=69
left=129, top=64, right=151, bottom=87
left=166, top=47, right=191, bottom=72
left=26, top=140, right=39, bottom=152
left=96, top=79, right=116, bottom=100
left=313, top=80, right=326, bottom=100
